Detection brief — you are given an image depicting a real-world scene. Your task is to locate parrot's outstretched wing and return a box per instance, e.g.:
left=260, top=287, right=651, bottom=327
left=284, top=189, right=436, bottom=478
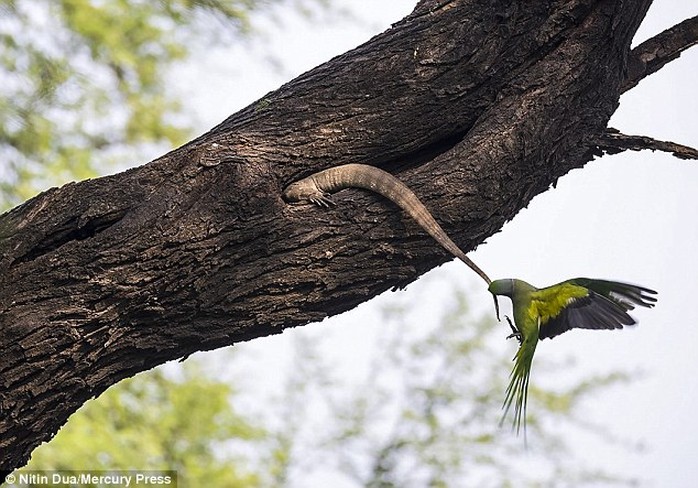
left=569, top=278, right=657, bottom=311
left=536, top=279, right=657, bottom=340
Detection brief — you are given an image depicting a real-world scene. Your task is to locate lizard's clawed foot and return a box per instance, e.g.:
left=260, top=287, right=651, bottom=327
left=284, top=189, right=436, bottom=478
left=311, top=193, right=336, bottom=207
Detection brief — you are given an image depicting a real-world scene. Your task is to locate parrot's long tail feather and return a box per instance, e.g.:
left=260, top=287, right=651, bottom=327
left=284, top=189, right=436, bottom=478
left=501, top=334, right=538, bottom=441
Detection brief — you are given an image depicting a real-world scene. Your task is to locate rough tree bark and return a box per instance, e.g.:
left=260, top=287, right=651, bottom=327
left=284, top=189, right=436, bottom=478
left=1, top=0, right=696, bottom=475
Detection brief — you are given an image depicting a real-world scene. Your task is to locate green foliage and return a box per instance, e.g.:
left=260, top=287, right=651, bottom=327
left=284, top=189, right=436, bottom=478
left=18, top=360, right=265, bottom=487
left=0, top=0, right=328, bottom=210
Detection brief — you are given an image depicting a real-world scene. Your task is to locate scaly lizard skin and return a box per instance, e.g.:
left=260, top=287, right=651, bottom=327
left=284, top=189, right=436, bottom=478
left=283, top=163, right=491, bottom=285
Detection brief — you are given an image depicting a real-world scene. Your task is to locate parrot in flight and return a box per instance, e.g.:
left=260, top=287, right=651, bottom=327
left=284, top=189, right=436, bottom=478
left=488, top=278, right=657, bottom=437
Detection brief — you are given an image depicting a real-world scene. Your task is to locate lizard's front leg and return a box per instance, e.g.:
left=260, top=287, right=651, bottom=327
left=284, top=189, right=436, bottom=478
left=309, top=193, right=335, bottom=207
left=283, top=177, right=334, bottom=207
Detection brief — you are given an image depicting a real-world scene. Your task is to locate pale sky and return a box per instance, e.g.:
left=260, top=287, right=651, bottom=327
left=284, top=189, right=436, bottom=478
left=173, top=1, right=698, bottom=485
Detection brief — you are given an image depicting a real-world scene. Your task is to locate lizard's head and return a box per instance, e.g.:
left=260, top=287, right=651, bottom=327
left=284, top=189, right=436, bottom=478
left=282, top=179, right=315, bottom=202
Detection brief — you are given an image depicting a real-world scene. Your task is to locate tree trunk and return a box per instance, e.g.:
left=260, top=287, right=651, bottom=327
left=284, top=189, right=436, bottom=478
left=0, top=0, right=653, bottom=473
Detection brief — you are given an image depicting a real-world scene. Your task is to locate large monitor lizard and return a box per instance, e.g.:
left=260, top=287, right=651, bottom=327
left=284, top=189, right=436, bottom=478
left=282, top=163, right=491, bottom=285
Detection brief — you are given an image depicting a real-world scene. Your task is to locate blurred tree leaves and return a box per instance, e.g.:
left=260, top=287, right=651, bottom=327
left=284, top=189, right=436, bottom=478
left=0, top=0, right=329, bottom=209
left=17, top=361, right=266, bottom=487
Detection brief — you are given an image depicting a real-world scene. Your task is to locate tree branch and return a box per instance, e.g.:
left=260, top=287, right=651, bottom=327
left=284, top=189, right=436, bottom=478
left=622, top=15, right=698, bottom=93
left=597, top=129, right=698, bottom=160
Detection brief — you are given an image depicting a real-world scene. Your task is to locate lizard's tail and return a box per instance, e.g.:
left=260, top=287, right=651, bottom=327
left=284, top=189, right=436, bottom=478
left=310, top=164, right=492, bottom=285
left=348, top=166, right=492, bottom=285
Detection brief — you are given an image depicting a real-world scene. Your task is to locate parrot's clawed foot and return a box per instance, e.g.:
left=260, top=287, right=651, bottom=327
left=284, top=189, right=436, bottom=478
left=504, top=315, right=522, bottom=344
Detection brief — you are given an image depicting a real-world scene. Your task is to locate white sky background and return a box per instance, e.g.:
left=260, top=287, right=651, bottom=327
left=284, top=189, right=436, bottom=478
left=171, top=1, right=698, bottom=486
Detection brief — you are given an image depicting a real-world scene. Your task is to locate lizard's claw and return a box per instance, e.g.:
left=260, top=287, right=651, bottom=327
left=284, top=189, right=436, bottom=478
left=311, top=193, right=336, bottom=207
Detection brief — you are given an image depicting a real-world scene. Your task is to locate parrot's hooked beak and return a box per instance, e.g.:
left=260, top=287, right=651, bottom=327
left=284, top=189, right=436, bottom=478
left=491, top=293, right=501, bottom=322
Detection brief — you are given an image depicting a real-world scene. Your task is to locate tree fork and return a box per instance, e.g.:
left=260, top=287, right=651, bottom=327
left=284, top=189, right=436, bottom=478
left=0, top=0, right=659, bottom=473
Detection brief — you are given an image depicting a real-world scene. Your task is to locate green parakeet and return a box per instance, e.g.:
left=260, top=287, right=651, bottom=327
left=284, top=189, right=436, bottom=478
left=488, top=278, right=657, bottom=435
